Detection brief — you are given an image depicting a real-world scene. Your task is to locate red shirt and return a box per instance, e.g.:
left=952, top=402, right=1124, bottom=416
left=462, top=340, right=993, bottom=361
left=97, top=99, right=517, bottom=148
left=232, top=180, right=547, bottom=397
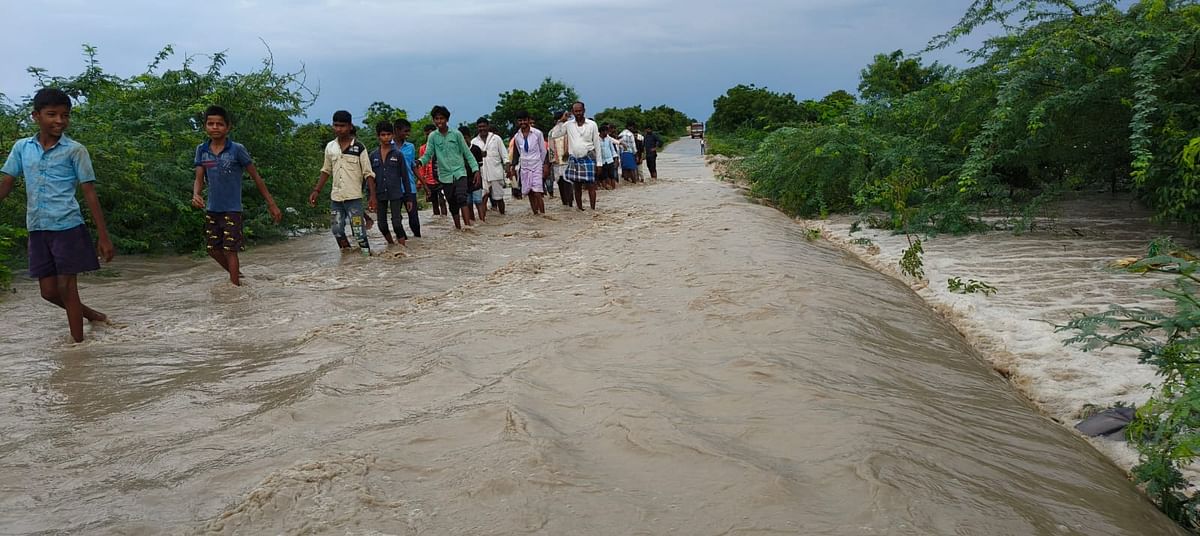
left=417, top=144, right=437, bottom=186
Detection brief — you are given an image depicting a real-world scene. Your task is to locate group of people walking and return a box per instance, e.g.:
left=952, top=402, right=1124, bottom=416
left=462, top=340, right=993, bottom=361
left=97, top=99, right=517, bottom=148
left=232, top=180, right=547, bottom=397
left=326, top=101, right=663, bottom=249
left=0, top=89, right=664, bottom=342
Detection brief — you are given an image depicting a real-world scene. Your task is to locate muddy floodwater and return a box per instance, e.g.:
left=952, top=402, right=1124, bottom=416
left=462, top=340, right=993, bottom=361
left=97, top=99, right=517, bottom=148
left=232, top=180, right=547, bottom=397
left=0, top=139, right=1183, bottom=535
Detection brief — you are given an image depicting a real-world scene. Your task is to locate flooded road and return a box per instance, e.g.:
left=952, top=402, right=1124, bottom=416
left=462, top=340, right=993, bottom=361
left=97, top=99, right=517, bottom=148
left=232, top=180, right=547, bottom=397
left=0, top=139, right=1182, bottom=535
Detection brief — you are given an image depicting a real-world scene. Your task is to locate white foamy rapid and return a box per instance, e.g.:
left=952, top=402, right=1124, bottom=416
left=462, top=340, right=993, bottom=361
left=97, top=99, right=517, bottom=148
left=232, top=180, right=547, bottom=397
left=794, top=193, right=1192, bottom=471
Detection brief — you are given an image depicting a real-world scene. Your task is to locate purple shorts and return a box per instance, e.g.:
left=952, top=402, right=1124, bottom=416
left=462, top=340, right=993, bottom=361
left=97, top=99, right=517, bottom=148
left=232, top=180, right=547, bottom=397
left=28, top=224, right=101, bottom=279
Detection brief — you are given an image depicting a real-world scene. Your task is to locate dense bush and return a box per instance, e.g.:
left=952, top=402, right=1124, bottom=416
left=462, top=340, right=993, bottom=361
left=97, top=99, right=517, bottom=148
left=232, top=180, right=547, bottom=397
left=718, top=0, right=1200, bottom=236
left=740, top=125, right=874, bottom=217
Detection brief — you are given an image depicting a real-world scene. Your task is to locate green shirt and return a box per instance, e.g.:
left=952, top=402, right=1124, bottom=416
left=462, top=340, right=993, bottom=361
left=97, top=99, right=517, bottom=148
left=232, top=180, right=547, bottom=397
left=417, top=128, right=479, bottom=184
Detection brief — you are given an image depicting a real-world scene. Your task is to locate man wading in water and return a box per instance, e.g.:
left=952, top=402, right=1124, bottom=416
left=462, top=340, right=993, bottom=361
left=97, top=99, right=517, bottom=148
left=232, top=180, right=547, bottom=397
left=510, top=110, right=547, bottom=214
left=416, top=106, right=480, bottom=230
left=565, top=101, right=602, bottom=211
left=471, top=117, right=509, bottom=217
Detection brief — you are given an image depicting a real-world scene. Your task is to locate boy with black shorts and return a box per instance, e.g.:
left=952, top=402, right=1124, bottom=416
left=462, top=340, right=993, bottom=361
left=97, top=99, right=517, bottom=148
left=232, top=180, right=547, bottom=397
left=192, top=105, right=283, bottom=285
left=0, top=88, right=116, bottom=342
left=416, top=106, right=479, bottom=230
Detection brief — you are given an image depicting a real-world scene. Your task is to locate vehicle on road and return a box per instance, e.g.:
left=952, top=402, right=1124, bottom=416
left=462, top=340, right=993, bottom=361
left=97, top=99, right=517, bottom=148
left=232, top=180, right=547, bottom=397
left=690, top=122, right=705, bottom=139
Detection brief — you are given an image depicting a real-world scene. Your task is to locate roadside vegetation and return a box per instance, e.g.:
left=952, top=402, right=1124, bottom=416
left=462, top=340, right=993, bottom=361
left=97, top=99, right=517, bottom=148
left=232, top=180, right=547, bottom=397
left=711, top=1, right=1200, bottom=240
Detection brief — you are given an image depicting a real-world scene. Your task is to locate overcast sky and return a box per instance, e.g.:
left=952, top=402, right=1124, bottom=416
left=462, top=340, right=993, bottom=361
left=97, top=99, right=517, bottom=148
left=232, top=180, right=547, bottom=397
left=0, top=0, right=993, bottom=124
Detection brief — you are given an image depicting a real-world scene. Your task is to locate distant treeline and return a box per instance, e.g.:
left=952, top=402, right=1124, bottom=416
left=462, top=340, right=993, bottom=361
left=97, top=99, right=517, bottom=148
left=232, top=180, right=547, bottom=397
left=709, top=0, right=1200, bottom=239
left=0, top=48, right=695, bottom=286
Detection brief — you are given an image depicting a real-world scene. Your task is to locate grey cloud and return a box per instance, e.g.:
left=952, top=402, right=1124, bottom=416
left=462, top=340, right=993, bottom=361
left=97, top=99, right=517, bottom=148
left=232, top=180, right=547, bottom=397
left=1, top=0, right=992, bottom=123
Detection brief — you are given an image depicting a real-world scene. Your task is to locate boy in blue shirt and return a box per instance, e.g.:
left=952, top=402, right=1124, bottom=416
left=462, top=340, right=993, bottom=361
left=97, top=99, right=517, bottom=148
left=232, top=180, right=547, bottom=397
left=392, top=118, right=421, bottom=238
left=0, top=88, right=116, bottom=342
left=191, top=105, right=283, bottom=286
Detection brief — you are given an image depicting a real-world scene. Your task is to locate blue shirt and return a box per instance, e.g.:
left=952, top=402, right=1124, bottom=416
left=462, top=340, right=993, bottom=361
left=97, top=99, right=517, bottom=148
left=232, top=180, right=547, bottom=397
left=600, top=136, right=616, bottom=161
left=194, top=139, right=253, bottom=212
left=398, top=141, right=418, bottom=194
left=1, top=135, right=96, bottom=232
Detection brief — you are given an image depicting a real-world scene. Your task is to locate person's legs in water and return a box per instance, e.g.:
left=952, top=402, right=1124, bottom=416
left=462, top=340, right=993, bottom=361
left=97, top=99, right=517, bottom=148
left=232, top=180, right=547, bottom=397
left=620, top=151, right=636, bottom=184
left=454, top=176, right=473, bottom=228
left=331, top=200, right=352, bottom=248
left=30, top=227, right=107, bottom=337
left=490, top=181, right=507, bottom=215
left=463, top=182, right=480, bottom=225
left=206, top=248, right=233, bottom=282
left=204, top=212, right=246, bottom=285
left=647, top=154, right=658, bottom=179
left=405, top=193, right=421, bottom=237
left=476, top=189, right=487, bottom=222
left=427, top=184, right=441, bottom=215
left=445, top=183, right=462, bottom=229
left=387, top=198, right=407, bottom=245
left=38, top=275, right=106, bottom=324
left=52, top=275, right=87, bottom=342
left=560, top=178, right=574, bottom=207
left=376, top=197, right=395, bottom=244
left=347, top=198, right=369, bottom=249
left=587, top=182, right=597, bottom=209
left=573, top=181, right=584, bottom=211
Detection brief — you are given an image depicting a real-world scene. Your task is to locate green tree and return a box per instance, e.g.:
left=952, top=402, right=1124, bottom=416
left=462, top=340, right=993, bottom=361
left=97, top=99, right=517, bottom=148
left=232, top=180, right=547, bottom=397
left=594, top=104, right=693, bottom=138
left=858, top=50, right=951, bottom=102
left=490, top=77, right=579, bottom=135
left=709, top=84, right=807, bottom=133
left=801, top=90, right=858, bottom=124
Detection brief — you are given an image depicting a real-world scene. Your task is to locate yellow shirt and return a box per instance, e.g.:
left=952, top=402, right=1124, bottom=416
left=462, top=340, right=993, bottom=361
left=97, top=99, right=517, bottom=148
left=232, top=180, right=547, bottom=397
left=321, top=138, right=374, bottom=202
